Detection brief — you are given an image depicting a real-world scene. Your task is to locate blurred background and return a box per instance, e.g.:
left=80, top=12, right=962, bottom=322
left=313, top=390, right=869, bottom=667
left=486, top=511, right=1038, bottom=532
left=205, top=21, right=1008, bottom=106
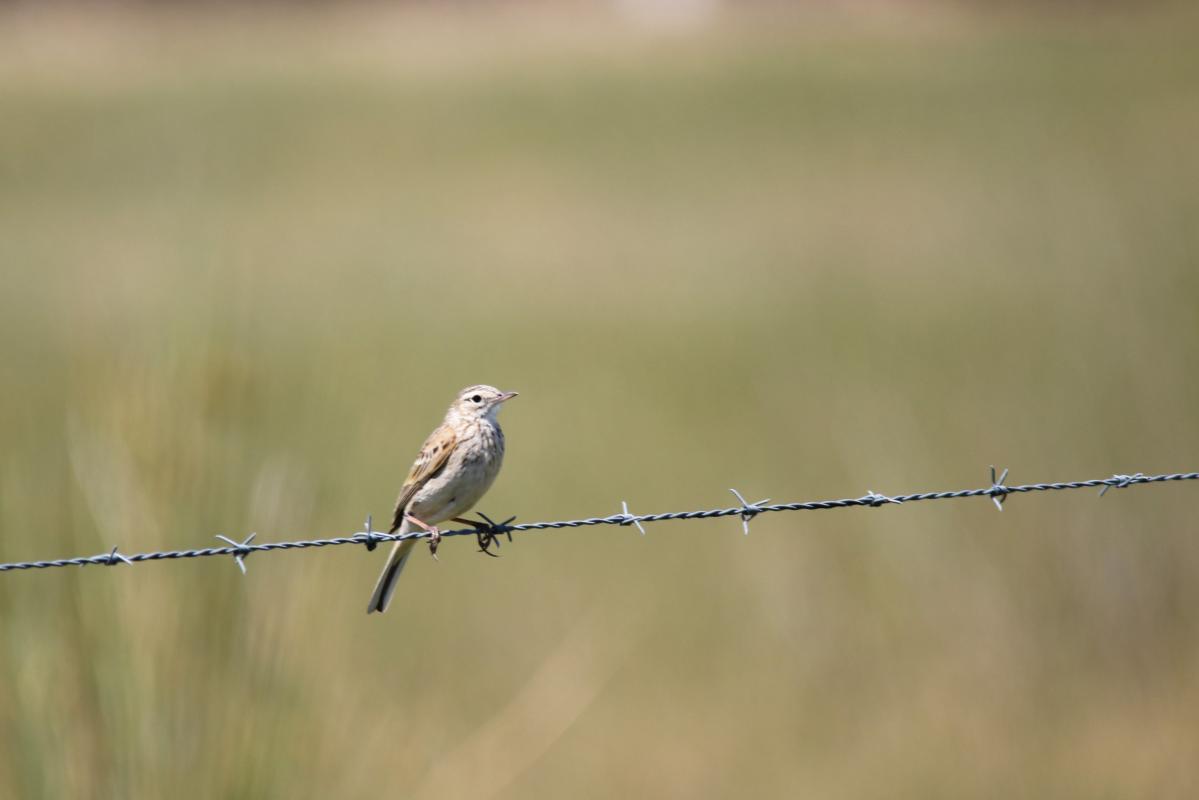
left=1, top=1, right=1198, bottom=797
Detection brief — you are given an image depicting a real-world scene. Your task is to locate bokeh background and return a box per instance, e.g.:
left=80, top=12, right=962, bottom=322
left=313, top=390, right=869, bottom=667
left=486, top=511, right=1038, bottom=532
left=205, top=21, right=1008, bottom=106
left=2, top=1, right=1198, bottom=797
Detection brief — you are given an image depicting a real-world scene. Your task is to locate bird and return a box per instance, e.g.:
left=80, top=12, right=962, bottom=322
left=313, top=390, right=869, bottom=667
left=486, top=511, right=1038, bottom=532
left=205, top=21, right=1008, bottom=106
left=367, top=384, right=518, bottom=614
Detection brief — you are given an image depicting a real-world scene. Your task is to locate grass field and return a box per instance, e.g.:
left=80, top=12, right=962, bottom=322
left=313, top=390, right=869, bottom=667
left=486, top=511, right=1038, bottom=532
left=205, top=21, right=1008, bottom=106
left=2, top=5, right=1198, bottom=797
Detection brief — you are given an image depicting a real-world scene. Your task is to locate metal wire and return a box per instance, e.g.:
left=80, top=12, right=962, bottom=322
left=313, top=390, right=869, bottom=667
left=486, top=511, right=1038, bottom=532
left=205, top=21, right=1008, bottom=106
left=0, top=469, right=1195, bottom=574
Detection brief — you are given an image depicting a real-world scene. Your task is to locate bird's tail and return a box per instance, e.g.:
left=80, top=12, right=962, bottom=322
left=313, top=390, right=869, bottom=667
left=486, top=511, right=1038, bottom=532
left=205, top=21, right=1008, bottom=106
left=367, top=519, right=417, bottom=614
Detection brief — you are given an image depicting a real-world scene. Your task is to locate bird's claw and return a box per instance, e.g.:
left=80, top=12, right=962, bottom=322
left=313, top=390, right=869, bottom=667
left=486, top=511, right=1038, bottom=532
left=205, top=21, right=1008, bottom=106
left=455, top=512, right=515, bottom=557
left=403, top=513, right=442, bottom=560
left=427, top=528, right=442, bottom=560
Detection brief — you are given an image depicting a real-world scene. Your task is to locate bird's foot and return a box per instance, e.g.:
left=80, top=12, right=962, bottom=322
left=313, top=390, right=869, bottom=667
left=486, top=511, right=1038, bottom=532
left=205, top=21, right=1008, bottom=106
left=451, top=512, right=516, bottom=558
left=404, top=514, right=443, bottom=560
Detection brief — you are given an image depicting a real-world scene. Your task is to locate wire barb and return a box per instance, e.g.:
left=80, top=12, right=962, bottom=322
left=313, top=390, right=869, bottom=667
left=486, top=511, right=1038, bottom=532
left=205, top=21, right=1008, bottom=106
left=471, top=512, right=516, bottom=557
left=1, top=468, right=1196, bottom=574
left=104, top=546, right=133, bottom=566
left=730, top=488, right=771, bottom=534
left=619, top=501, right=647, bottom=536
left=215, top=533, right=257, bottom=575
left=359, top=515, right=380, bottom=551
left=1099, top=472, right=1146, bottom=497
left=988, top=466, right=1010, bottom=511
left=861, top=490, right=900, bottom=508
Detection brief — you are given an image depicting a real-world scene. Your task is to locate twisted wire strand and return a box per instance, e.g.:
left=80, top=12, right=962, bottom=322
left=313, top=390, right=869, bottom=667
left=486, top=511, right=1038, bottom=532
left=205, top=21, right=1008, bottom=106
left=1, top=470, right=1195, bottom=573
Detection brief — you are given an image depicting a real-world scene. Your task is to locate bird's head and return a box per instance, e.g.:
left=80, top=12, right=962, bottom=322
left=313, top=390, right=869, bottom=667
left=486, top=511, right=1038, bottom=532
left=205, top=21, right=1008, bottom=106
left=449, top=384, right=518, bottom=422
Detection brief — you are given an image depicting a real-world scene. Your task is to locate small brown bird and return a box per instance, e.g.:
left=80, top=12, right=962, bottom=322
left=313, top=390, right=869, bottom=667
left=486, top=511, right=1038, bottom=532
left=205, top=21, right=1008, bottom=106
left=367, top=384, right=518, bottom=614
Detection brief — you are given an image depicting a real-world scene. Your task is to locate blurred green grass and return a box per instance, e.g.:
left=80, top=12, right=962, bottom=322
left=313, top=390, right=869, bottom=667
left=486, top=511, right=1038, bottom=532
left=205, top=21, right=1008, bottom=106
left=1, top=6, right=1198, bottom=798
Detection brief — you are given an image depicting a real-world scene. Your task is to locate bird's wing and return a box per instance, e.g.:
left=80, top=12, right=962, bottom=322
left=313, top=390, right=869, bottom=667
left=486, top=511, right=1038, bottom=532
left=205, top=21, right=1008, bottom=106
left=389, top=423, right=457, bottom=532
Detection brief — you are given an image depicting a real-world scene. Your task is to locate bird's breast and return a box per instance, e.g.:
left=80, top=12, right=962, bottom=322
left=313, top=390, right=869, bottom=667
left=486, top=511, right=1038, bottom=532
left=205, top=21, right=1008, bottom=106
left=408, top=420, right=505, bottom=523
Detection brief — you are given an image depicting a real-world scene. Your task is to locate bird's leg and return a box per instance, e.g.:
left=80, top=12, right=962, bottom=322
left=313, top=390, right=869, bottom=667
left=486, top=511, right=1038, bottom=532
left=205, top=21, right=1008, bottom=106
left=451, top=513, right=516, bottom=557
left=404, top=514, right=442, bottom=559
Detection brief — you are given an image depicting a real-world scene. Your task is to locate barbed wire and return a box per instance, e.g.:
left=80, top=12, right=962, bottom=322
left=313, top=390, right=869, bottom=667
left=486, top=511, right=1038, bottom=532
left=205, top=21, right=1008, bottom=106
left=1, top=468, right=1196, bottom=574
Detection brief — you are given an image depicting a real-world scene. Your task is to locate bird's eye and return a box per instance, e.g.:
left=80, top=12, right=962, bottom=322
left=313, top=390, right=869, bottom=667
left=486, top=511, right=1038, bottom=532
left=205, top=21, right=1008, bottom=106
left=472, top=395, right=482, bottom=403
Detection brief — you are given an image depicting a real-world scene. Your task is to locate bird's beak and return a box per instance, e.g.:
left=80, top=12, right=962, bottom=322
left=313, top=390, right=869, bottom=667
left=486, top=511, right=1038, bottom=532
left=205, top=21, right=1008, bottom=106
left=498, top=391, right=519, bottom=403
